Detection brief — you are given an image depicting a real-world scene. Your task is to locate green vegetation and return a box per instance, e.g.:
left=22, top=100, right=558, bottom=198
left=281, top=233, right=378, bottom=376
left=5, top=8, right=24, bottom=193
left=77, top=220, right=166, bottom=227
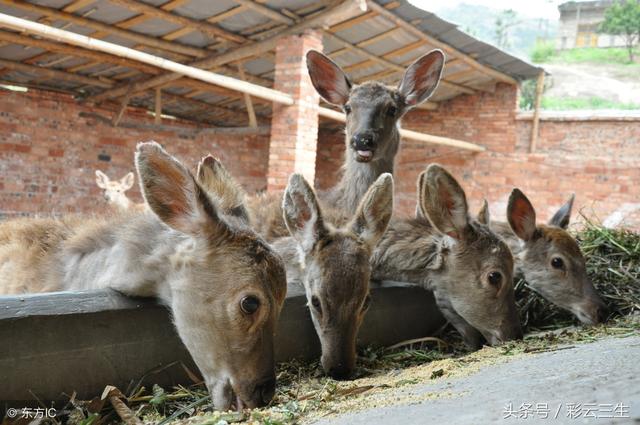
left=599, top=0, right=640, bottom=62
left=530, top=40, right=556, bottom=63
left=530, top=46, right=640, bottom=65
left=539, top=96, right=640, bottom=110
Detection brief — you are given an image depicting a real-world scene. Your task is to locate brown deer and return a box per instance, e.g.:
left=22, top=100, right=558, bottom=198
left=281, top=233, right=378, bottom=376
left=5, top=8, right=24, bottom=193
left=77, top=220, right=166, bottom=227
left=94, top=170, right=144, bottom=211
left=0, top=142, right=287, bottom=410
left=196, top=156, right=394, bottom=380
left=306, top=49, right=445, bottom=215
left=493, top=190, right=607, bottom=324
left=371, top=165, right=523, bottom=349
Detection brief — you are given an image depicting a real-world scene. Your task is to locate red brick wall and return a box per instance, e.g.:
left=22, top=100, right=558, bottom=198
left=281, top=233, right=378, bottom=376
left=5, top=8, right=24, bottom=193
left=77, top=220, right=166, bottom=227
left=0, top=88, right=269, bottom=219
left=316, top=84, right=640, bottom=229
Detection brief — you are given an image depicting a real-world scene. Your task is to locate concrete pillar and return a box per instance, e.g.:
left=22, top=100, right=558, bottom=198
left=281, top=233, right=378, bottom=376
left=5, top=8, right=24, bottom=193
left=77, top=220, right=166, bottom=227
left=267, top=29, right=322, bottom=191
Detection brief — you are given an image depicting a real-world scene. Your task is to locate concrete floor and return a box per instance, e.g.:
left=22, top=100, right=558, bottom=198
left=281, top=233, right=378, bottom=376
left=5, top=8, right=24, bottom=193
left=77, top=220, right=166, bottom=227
left=313, top=336, right=640, bottom=424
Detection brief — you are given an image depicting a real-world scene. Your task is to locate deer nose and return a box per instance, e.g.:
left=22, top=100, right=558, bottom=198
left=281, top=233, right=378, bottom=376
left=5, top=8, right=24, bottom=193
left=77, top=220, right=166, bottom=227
left=351, top=133, right=375, bottom=149
left=255, top=376, right=276, bottom=405
left=328, top=365, right=352, bottom=380
left=594, top=304, right=608, bottom=323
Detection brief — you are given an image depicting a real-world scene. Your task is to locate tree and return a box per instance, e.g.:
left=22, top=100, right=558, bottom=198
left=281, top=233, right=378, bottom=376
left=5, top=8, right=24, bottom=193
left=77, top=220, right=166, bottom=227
left=599, top=0, right=640, bottom=62
left=494, top=9, right=520, bottom=50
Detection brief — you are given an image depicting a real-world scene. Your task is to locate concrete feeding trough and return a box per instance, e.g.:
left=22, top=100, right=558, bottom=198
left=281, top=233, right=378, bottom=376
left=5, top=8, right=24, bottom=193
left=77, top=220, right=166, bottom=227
left=0, top=280, right=444, bottom=404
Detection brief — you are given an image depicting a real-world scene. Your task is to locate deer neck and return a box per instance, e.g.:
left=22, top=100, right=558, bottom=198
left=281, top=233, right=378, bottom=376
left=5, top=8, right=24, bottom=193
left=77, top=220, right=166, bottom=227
left=331, top=128, right=399, bottom=214
left=370, top=217, right=447, bottom=291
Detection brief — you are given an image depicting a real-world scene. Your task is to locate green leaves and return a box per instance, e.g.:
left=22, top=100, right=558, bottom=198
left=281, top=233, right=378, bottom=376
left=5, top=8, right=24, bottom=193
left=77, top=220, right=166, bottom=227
left=599, top=0, right=640, bottom=62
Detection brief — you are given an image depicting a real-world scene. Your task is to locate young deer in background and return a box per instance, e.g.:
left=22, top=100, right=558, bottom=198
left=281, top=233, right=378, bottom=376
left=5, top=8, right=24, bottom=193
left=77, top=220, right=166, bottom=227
left=494, top=190, right=607, bottom=324
left=0, top=142, right=287, bottom=411
left=197, top=156, right=394, bottom=380
left=95, top=170, right=137, bottom=211
left=371, top=165, right=523, bottom=349
left=306, top=48, right=444, bottom=215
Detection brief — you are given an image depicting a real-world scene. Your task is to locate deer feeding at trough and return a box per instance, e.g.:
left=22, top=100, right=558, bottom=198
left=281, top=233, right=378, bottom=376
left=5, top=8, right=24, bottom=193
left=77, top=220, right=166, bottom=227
left=0, top=142, right=288, bottom=411
left=494, top=190, right=608, bottom=325
left=371, top=164, right=524, bottom=349
left=196, top=155, right=394, bottom=380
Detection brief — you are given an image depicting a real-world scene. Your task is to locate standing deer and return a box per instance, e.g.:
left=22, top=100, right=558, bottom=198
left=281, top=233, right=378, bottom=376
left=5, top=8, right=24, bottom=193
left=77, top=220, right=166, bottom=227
left=0, top=142, right=287, bottom=410
left=95, top=170, right=136, bottom=210
left=197, top=156, right=394, bottom=380
left=371, top=165, right=523, bottom=349
left=306, top=48, right=445, bottom=214
left=493, top=190, right=607, bottom=324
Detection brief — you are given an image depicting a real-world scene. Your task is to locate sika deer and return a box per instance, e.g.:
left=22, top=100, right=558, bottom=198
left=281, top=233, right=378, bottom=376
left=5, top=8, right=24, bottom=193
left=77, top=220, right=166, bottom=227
left=306, top=49, right=444, bottom=214
left=494, top=190, right=607, bottom=324
left=0, top=142, right=287, bottom=410
left=371, top=165, right=523, bottom=349
left=196, top=156, right=394, bottom=380
left=95, top=170, right=138, bottom=211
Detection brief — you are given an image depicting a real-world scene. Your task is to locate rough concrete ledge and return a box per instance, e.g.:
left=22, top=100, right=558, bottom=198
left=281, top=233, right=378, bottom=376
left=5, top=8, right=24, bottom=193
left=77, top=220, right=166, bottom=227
left=0, top=281, right=444, bottom=402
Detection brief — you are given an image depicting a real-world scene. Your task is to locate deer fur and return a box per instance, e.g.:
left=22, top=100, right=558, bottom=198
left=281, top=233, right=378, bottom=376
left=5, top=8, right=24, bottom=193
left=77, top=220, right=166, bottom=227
left=196, top=155, right=394, bottom=380
left=0, top=142, right=287, bottom=410
left=371, top=165, right=523, bottom=349
left=493, top=190, right=607, bottom=324
left=95, top=170, right=145, bottom=212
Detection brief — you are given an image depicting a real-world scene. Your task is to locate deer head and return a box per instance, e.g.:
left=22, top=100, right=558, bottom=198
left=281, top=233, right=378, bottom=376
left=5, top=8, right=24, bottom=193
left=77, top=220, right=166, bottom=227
left=281, top=173, right=393, bottom=379
left=507, top=190, right=607, bottom=324
left=135, top=142, right=287, bottom=410
left=95, top=170, right=135, bottom=210
left=417, top=165, right=523, bottom=349
left=306, top=49, right=444, bottom=164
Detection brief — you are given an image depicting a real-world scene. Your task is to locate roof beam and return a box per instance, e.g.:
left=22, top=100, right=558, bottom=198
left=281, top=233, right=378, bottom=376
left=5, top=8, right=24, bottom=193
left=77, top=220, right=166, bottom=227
left=366, top=1, right=518, bottom=85
left=107, top=0, right=247, bottom=44
left=232, top=0, right=295, bottom=25
left=84, top=0, right=367, bottom=104
left=0, top=57, right=111, bottom=87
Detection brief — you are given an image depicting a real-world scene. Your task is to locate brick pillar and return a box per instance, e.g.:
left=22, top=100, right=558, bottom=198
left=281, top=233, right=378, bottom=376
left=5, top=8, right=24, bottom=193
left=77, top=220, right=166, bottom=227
left=267, top=29, right=322, bottom=191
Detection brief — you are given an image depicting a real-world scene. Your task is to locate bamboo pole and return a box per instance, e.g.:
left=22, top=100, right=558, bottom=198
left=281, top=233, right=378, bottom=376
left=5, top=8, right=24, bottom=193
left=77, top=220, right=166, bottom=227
left=318, top=107, right=485, bottom=152
left=529, top=71, right=545, bottom=153
left=0, top=12, right=294, bottom=105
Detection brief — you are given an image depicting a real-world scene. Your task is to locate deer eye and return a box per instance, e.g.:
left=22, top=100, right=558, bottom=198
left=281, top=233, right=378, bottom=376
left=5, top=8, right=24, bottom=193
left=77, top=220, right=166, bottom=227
left=311, top=295, right=322, bottom=313
left=387, top=105, right=397, bottom=116
left=343, top=104, right=352, bottom=114
left=551, top=257, right=564, bottom=269
left=362, top=295, right=372, bottom=311
left=487, top=271, right=502, bottom=287
left=240, top=295, right=260, bottom=314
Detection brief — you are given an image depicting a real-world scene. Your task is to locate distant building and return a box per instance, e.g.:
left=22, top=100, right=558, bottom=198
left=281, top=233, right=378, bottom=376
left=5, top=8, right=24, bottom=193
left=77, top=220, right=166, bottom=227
left=557, top=0, right=631, bottom=49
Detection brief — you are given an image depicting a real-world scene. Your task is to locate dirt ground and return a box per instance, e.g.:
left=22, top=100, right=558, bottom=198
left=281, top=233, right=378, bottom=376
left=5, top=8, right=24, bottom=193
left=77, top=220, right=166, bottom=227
left=543, top=63, right=640, bottom=105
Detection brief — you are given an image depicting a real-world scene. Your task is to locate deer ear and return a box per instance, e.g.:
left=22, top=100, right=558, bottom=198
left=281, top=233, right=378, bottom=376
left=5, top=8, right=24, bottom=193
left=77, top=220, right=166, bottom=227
left=549, top=193, right=574, bottom=229
left=196, top=154, right=250, bottom=224
left=507, top=189, right=537, bottom=242
left=282, top=174, right=326, bottom=254
left=398, top=49, right=445, bottom=109
left=350, top=173, right=394, bottom=248
left=477, top=199, right=491, bottom=225
left=306, top=50, right=351, bottom=106
left=121, top=172, right=135, bottom=190
left=95, top=170, right=108, bottom=189
left=135, top=141, right=230, bottom=239
left=419, top=164, right=469, bottom=240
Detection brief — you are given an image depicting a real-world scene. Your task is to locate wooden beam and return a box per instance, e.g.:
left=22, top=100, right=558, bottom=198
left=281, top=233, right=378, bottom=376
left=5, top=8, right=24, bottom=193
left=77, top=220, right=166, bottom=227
left=0, top=0, right=205, bottom=58
left=62, top=0, right=96, bottom=13
left=233, top=0, right=295, bottom=25
left=366, top=1, right=518, bottom=86
left=85, top=0, right=366, bottom=103
left=529, top=71, right=545, bottom=153
left=318, top=107, right=484, bottom=151
left=237, top=61, right=257, bottom=128
left=0, top=14, right=294, bottom=105
left=154, top=87, right=161, bottom=124
left=0, top=30, right=161, bottom=74
left=107, top=0, right=247, bottom=44
left=0, top=57, right=111, bottom=87
left=112, top=86, right=132, bottom=126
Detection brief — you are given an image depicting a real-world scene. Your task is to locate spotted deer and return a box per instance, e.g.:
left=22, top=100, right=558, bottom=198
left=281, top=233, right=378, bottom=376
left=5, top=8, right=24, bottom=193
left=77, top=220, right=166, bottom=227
left=95, top=170, right=145, bottom=212
left=371, top=165, right=523, bottom=349
left=493, top=190, right=607, bottom=324
left=0, top=142, right=287, bottom=410
left=306, top=48, right=445, bottom=215
left=197, top=156, right=394, bottom=380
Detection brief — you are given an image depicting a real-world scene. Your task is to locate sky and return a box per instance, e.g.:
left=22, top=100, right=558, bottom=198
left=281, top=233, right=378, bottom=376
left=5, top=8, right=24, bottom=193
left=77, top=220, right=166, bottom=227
left=408, top=0, right=563, bottom=20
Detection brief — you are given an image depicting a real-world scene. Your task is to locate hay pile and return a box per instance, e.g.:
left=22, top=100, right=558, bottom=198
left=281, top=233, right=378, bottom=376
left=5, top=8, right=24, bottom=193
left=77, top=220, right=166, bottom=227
left=516, top=220, right=640, bottom=331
